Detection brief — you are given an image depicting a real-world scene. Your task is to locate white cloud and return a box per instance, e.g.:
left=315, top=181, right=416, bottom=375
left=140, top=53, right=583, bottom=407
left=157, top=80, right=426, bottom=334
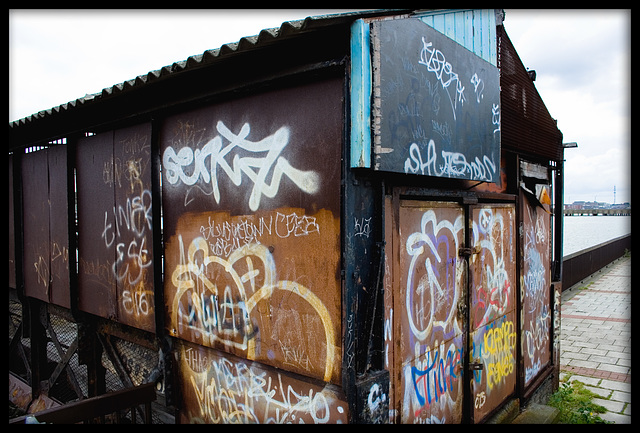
left=504, top=9, right=630, bottom=204
left=9, top=9, right=344, bottom=121
left=565, top=145, right=630, bottom=203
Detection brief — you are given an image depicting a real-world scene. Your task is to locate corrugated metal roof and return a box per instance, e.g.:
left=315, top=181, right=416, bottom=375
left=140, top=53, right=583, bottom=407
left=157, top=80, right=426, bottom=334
left=9, top=10, right=408, bottom=132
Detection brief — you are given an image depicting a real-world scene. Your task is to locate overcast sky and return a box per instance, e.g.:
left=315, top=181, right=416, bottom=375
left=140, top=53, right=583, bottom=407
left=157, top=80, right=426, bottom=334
left=503, top=9, right=630, bottom=205
left=9, top=9, right=631, bottom=204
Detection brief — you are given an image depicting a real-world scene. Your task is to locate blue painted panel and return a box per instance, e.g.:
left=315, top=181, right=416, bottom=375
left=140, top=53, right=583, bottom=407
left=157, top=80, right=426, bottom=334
left=418, top=9, right=497, bottom=66
left=350, top=19, right=372, bottom=168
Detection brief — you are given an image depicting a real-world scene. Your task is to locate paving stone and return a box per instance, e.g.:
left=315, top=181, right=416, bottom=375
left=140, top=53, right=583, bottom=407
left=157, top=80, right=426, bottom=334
left=568, top=359, right=600, bottom=369
left=592, top=397, right=625, bottom=413
left=588, top=354, right=621, bottom=364
left=597, top=363, right=629, bottom=374
left=607, top=350, right=631, bottom=360
left=579, top=347, right=608, bottom=356
left=583, top=385, right=611, bottom=399
left=610, top=390, right=631, bottom=404
left=561, top=343, right=582, bottom=352
left=567, top=352, right=591, bottom=361
left=572, top=341, right=598, bottom=349
left=598, top=343, right=626, bottom=353
left=599, top=379, right=631, bottom=392
left=536, top=257, right=631, bottom=424
left=616, top=357, right=632, bottom=367
left=599, top=411, right=631, bottom=424
left=565, top=375, right=601, bottom=386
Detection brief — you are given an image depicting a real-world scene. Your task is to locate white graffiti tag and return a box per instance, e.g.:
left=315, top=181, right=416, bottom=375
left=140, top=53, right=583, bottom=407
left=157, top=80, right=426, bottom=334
left=405, top=210, right=465, bottom=340
left=419, top=37, right=466, bottom=120
left=163, top=121, right=320, bottom=211
left=405, top=140, right=497, bottom=182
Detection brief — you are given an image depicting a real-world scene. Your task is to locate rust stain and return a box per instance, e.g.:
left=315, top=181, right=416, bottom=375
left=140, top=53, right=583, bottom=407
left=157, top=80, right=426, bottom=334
left=176, top=340, right=348, bottom=424
left=76, top=124, right=155, bottom=332
left=468, top=205, right=517, bottom=422
left=521, top=196, right=552, bottom=386
left=164, top=207, right=341, bottom=385
left=396, top=201, right=465, bottom=423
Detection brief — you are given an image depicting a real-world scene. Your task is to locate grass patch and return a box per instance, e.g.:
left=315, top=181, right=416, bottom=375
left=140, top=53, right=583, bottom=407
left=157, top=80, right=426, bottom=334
left=577, top=282, right=592, bottom=290
left=548, top=379, right=612, bottom=424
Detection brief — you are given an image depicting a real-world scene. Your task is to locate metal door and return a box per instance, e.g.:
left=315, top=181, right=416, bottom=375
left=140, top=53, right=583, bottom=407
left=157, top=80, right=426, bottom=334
left=520, top=191, right=552, bottom=387
left=386, top=199, right=516, bottom=423
left=468, top=204, right=517, bottom=422
left=391, top=200, right=466, bottom=424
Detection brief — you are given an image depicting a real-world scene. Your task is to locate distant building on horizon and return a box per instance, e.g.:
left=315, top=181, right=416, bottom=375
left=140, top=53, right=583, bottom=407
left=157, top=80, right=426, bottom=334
left=565, top=200, right=630, bottom=210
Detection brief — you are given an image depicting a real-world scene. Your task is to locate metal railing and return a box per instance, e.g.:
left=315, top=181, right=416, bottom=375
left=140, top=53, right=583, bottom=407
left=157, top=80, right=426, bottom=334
left=561, top=234, right=631, bottom=290
left=9, top=382, right=157, bottom=424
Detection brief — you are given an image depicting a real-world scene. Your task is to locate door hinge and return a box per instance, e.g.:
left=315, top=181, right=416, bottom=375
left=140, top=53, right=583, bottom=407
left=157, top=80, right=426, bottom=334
left=458, top=245, right=481, bottom=257
left=469, top=360, right=484, bottom=371
left=457, top=297, right=467, bottom=320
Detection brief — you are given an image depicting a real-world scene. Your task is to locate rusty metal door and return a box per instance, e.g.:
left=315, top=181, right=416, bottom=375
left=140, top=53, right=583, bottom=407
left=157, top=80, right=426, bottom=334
left=386, top=199, right=516, bottom=423
left=468, top=204, right=516, bottom=422
left=520, top=191, right=552, bottom=388
left=391, top=200, right=466, bottom=423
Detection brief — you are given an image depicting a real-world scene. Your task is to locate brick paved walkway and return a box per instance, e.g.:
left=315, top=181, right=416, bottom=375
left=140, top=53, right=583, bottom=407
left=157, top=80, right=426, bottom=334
left=559, top=255, right=631, bottom=423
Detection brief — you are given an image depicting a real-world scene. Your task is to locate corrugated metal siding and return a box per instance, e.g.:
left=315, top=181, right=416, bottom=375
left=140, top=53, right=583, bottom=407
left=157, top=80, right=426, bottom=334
left=498, top=25, right=563, bottom=161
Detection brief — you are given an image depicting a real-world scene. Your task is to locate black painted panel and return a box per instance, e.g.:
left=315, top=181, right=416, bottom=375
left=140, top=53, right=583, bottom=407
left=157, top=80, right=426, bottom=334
left=373, top=18, right=501, bottom=183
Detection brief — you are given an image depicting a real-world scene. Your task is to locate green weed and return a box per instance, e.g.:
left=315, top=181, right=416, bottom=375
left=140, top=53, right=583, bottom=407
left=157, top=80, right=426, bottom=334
left=548, top=380, right=612, bottom=424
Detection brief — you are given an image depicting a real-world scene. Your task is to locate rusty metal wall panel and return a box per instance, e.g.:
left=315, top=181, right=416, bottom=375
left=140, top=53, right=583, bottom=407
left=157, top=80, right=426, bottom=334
left=469, top=310, right=516, bottom=421
left=21, top=149, right=50, bottom=302
left=77, top=124, right=155, bottom=331
left=47, top=145, right=71, bottom=308
left=395, top=201, right=465, bottom=424
left=521, top=194, right=552, bottom=386
left=112, top=124, right=155, bottom=332
left=20, top=147, right=71, bottom=307
left=469, top=204, right=516, bottom=422
left=160, top=78, right=343, bottom=388
left=77, top=132, right=117, bottom=319
left=175, top=340, right=349, bottom=423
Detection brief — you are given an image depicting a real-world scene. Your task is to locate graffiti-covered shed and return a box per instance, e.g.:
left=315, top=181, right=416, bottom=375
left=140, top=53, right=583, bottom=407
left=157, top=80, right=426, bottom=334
left=9, top=9, right=565, bottom=424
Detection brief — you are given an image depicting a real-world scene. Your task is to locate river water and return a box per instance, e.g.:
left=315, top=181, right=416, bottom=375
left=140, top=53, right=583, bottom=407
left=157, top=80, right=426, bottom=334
left=562, top=215, right=631, bottom=257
